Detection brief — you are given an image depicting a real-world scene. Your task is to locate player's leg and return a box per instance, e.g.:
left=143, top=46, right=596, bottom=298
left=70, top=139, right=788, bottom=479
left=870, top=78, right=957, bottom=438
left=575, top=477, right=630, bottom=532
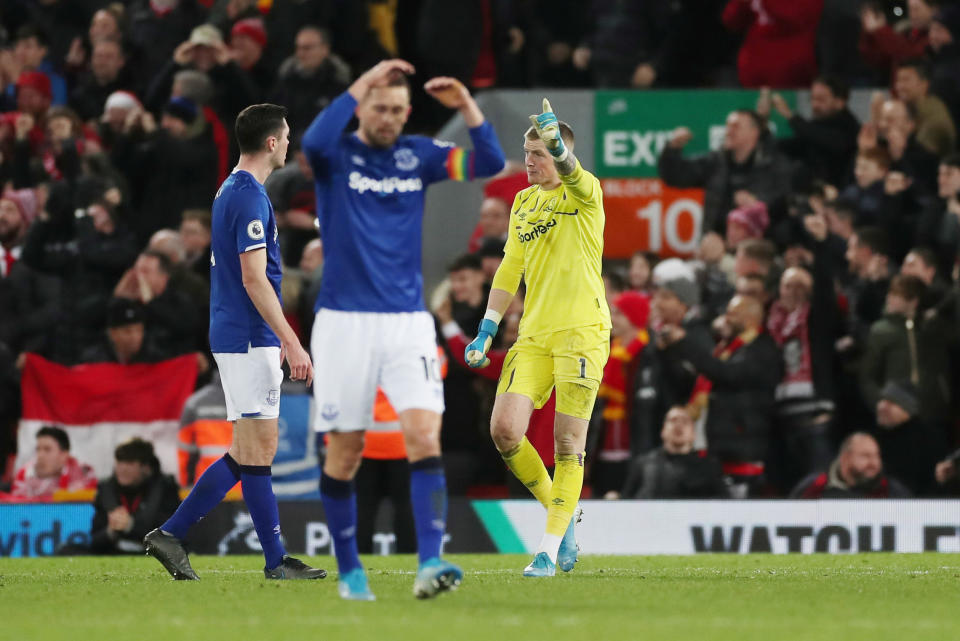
left=386, top=458, right=416, bottom=553
left=321, top=430, right=372, bottom=599
left=398, top=408, right=464, bottom=598
left=354, top=457, right=382, bottom=555
left=526, top=327, right=608, bottom=577
left=312, top=309, right=379, bottom=599
left=145, top=357, right=244, bottom=580
left=232, top=416, right=284, bottom=572
left=380, top=311, right=457, bottom=598
left=229, top=346, right=325, bottom=579
left=491, top=336, right=556, bottom=507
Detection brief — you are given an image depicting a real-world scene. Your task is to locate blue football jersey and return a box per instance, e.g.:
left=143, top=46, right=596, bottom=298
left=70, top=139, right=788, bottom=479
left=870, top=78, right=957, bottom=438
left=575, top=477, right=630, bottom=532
left=209, top=170, right=283, bottom=353
left=302, top=92, right=505, bottom=313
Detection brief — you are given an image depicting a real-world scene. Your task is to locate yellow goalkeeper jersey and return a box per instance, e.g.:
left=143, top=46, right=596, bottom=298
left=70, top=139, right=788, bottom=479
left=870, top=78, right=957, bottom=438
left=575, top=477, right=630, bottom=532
left=504, top=160, right=610, bottom=337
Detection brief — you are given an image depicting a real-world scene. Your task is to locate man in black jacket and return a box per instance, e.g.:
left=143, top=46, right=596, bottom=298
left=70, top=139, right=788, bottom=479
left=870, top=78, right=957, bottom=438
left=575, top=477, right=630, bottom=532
left=270, top=26, right=350, bottom=136
left=658, top=109, right=792, bottom=233
left=859, top=274, right=957, bottom=479
left=60, top=438, right=181, bottom=554
left=111, top=98, right=218, bottom=246
left=619, top=406, right=727, bottom=499
left=662, top=294, right=782, bottom=497
left=112, top=251, right=199, bottom=359
left=763, top=75, right=860, bottom=188
left=632, top=259, right=713, bottom=455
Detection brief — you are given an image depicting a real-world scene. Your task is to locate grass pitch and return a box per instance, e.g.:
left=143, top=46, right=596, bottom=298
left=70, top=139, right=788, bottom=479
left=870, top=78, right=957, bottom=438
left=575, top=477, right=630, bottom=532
left=1, top=554, right=957, bottom=641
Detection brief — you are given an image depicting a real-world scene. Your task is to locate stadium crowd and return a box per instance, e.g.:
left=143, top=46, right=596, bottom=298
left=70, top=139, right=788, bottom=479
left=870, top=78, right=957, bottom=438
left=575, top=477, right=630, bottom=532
left=0, top=0, right=959, bottom=510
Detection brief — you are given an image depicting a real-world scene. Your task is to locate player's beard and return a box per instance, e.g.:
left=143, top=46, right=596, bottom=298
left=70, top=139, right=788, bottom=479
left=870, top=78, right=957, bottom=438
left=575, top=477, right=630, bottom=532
left=363, top=124, right=399, bottom=149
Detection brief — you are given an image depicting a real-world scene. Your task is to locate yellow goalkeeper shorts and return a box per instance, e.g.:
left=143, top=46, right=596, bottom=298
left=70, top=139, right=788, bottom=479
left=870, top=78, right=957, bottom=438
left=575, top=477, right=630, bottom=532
left=496, top=324, right=610, bottom=420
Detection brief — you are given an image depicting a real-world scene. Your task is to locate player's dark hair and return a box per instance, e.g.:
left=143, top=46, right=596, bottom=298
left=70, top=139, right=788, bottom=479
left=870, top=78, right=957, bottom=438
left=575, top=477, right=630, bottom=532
left=853, top=226, right=889, bottom=256
left=448, top=253, right=482, bottom=273
left=37, top=426, right=70, bottom=451
left=813, top=74, right=850, bottom=101
left=524, top=121, right=575, bottom=151
left=235, top=103, right=288, bottom=155
left=141, top=249, right=173, bottom=275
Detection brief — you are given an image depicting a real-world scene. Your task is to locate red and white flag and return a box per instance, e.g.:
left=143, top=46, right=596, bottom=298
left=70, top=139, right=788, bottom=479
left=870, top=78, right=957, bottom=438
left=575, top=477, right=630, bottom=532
left=17, top=354, right=198, bottom=478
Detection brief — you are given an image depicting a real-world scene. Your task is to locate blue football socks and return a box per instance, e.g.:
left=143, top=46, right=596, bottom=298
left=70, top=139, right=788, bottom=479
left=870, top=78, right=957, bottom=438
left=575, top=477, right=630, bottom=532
left=320, top=471, right=362, bottom=575
left=409, top=457, right=447, bottom=564
left=161, top=453, right=240, bottom=540
left=239, top=464, right=286, bottom=570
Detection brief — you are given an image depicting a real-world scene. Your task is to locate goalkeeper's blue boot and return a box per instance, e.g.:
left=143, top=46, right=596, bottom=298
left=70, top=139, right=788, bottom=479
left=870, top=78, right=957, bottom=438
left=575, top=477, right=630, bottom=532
left=523, top=552, right=556, bottom=578
left=413, top=558, right=463, bottom=599
left=557, top=505, right=582, bottom=573
left=338, top=567, right=375, bottom=601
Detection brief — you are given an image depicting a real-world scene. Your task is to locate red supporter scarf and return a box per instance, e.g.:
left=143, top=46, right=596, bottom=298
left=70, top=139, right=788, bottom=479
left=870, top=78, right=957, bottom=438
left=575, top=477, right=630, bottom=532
left=598, top=330, right=649, bottom=420
left=597, top=330, right=648, bottom=459
left=766, top=301, right=814, bottom=397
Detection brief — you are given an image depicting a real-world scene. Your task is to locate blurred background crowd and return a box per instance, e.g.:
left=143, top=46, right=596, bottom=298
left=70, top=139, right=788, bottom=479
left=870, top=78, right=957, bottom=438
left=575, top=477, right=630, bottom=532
left=1, top=1, right=959, bottom=516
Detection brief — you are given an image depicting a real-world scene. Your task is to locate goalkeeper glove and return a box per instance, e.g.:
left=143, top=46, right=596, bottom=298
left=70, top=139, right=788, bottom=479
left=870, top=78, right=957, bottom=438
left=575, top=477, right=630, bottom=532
left=529, top=98, right=568, bottom=162
left=465, top=318, right=498, bottom=368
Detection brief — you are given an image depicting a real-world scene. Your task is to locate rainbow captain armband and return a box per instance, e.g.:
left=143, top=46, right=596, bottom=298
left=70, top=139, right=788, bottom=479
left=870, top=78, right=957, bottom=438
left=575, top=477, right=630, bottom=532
left=445, top=147, right=472, bottom=181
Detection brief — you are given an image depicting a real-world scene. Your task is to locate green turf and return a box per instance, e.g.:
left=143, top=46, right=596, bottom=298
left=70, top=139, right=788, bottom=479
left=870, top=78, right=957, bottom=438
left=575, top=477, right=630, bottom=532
left=1, top=554, right=958, bottom=641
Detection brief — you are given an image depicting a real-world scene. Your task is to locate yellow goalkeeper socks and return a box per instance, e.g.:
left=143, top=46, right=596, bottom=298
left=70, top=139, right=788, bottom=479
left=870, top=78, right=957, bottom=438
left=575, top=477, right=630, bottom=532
left=500, top=437, right=553, bottom=508
left=538, top=452, right=584, bottom=562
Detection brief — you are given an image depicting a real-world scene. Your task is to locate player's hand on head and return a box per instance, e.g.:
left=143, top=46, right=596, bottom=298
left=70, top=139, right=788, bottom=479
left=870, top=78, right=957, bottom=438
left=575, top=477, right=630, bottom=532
left=528, top=98, right=566, bottom=158
left=424, top=77, right=469, bottom=109
left=362, top=58, right=415, bottom=88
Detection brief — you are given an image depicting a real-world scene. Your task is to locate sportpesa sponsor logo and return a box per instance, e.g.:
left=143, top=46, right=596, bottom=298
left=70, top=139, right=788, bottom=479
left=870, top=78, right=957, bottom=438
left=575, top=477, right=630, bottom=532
left=348, top=171, right=423, bottom=195
left=517, top=219, right=557, bottom=243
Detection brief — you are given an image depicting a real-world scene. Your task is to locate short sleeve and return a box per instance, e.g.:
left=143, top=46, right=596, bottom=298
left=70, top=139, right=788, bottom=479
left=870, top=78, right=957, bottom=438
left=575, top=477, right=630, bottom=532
left=232, top=192, right=270, bottom=254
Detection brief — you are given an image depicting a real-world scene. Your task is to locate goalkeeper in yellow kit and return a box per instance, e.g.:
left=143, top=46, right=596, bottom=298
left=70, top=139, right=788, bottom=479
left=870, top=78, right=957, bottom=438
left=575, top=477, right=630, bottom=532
left=465, top=99, right=610, bottom=577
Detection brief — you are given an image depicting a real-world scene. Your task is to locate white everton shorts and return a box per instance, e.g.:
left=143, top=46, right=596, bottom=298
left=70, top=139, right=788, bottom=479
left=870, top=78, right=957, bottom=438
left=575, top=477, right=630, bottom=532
left=213, top=346, right=283, bottom=421
left=311, top=309, right=444, bottom=432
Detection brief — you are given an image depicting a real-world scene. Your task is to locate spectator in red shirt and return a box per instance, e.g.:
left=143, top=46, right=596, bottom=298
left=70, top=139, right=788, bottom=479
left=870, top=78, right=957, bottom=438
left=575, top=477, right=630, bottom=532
left=859, top=0, right=936, bottom=80
left=8, top=427, right=97, bottom=500
left=722, top=0, right=823, bottom=88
